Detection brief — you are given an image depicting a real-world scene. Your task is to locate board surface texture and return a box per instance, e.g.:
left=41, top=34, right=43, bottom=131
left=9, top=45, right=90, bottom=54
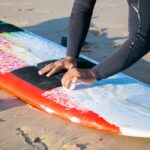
left=0, top=21, right=150, bottom=137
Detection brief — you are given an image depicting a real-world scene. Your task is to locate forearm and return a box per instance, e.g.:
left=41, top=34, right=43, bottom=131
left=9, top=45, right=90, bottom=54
left=91, top=0, right=150, bottom=80
left=91, top=33, right=149, bottom=80
left=67, top=0, right=96, bottom=58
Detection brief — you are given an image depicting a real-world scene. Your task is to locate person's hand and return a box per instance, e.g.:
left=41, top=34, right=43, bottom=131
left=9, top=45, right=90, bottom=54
left=38, top=56, right=76, bottom=77
left=61, top=68, right=97, bottom=89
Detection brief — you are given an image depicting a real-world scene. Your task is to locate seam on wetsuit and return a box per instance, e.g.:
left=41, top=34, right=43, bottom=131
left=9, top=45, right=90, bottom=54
left=122, top=0, right=141, bottom=70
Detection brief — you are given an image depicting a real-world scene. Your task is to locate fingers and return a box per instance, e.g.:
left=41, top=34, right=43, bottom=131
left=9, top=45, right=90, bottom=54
left=46, top=65, right=61, bottom=77
left=38, top=57, right=76, bottom=77
left=63, top=78, right=72, bottom=89
left=38, top=64, right=54, bottom=75
left=62, top=75, right=79, bottom=89
left=38, top=63, right=61, bottom=76
left=61, top=69, right=80, bottom=89
left=38, top=59, right=64, bottom=76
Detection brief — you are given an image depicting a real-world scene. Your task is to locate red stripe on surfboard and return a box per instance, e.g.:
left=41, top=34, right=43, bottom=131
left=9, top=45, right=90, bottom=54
left=0, top=72, right=121, bottom=134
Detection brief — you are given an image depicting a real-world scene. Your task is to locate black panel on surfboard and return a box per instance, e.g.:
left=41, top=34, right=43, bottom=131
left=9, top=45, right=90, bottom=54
left=12, top=66, right=62, bottom=90
left=76, top=57, right=95, bottom=69
left=0, top=21, right=23, bottom=33
left=12, top=57, right=95, bottom=90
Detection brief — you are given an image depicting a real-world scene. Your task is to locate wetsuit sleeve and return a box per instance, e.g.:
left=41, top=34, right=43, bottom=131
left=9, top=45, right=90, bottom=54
left=67, top=0, right=96, bottom=58
left=91, top=0, right=150, bottom=80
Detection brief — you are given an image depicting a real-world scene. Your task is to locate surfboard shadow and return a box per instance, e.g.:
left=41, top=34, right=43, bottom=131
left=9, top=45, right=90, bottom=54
left=24, top=17, right=126, bottom=52
left=0, top=21, right=23, bottom=33
left=0, top=97, right=25, bottom=112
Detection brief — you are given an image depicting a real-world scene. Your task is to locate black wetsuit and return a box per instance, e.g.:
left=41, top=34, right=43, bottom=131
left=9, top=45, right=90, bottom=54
left=67, top=0, right=150, bottom=80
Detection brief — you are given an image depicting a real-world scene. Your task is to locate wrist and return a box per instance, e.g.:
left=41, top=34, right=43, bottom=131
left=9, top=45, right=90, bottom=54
left=64, top=56, right=77, bottom=69
left=65, top=56, right=76, bottom=61
left=89, top=69, right=97, bottom=81
left=90, top=67, right=102, bottom=81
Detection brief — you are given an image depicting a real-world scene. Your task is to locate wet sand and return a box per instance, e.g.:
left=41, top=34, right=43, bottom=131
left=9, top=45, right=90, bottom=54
left=0, top=0, right=150, bottom=150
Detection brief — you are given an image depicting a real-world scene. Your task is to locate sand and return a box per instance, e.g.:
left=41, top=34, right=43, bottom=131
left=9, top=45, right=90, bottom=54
left=0, top=0, right=150, bottom=150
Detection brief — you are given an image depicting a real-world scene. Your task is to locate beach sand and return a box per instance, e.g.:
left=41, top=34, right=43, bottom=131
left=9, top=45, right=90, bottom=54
left=0, top=0, right=150, bottom=149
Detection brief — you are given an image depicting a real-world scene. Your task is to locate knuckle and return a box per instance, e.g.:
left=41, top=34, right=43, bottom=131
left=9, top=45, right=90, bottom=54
left=45, top=64, right=52, bottom=69
left=56, top=62, right=62, bottom=67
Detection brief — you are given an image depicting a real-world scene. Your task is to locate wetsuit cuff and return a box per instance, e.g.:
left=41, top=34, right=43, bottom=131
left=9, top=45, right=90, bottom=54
left=90, top=66, right=103, bottom=81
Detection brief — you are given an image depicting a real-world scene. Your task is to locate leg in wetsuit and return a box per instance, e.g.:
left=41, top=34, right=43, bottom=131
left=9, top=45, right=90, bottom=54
left=67, top=0, right=150, bottom=80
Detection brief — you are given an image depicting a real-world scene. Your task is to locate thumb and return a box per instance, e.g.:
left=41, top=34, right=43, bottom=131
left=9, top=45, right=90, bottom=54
left=72, top=76, right=83, bottom=84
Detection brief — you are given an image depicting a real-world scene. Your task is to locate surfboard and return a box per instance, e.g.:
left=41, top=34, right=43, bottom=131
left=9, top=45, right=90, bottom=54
left=0, top=21, right=150, bottom=137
